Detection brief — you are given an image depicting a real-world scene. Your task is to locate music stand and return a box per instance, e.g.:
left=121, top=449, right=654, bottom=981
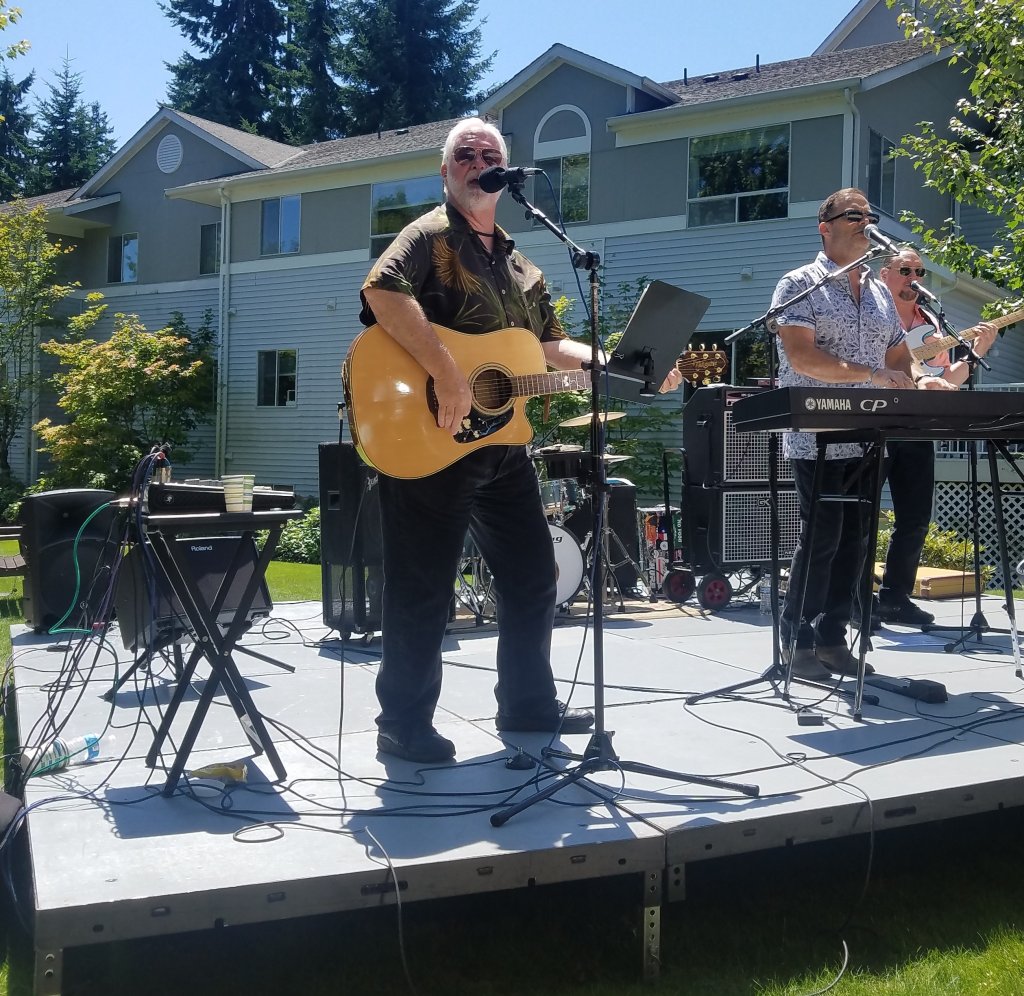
left=604, top=280, right=711, bottom=404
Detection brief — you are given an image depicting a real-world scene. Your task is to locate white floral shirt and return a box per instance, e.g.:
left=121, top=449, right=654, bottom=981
left=774, top=251, right=905, bottom=461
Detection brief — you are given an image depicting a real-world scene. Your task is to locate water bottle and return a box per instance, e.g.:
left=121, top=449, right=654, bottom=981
left=759, top=576, right=772, bottom=614
left=21, top=734, right=101, bottom=778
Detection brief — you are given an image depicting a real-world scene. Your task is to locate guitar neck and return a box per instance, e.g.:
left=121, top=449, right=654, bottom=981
left=913, top=307, right=1024, bottom=361
left=512, top=369, right=590, bottom=398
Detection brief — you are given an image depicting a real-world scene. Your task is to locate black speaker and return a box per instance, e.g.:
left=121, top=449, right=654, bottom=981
left=19, top=489, right=119, bottom=633
left=114, top=535, right=273, bottom=652
left=683, top=385, right=794, bottom=486
left=564, top=483, right=642, bottom=594
left=319, top=442, right=384, bottom=634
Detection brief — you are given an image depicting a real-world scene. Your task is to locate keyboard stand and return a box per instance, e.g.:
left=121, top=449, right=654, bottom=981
left=141, top=508, right=303, bottom=796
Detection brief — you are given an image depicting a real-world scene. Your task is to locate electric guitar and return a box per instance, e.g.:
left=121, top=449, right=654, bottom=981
left=342, top=324, right=593, bottom=479
left=909, top=306, right=1024, bottom=367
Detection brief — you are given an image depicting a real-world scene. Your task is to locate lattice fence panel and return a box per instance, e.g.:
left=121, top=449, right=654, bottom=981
left=933, top=481, right=1024, bottom=591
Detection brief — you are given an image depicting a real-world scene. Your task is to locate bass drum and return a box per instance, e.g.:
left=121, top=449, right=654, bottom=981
left=549, top=524, right=585, bottom=606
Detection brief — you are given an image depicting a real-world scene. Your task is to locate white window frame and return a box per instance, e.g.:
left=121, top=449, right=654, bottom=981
left=868, top=129, right=896, bottom=218
left=200, top=221, right=221, bottom=275
left=370, top=176, right=443, bottom=257
left=107, top=233, right=138, bottom=283
left=257, top=349, right=297, bottom=408
left=260, top=195, right=301, bottom=256
left=533, top=105, right=592, bottom=225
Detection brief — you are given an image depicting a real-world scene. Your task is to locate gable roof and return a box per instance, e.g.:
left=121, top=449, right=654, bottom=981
left=815, top=0, right=886, bottom=54
left=659, top=40, right=928, bottom=107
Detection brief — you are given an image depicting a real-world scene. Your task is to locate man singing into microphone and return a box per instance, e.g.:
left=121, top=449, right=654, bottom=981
left=873, top=247, right=998, bottom=626
left=357, top=117, right=681, bottom=762
left=772, top=188, right=915, bottom=680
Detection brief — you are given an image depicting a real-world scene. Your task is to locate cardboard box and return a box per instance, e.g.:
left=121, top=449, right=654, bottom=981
left=874, top=563, right=978, bottom=600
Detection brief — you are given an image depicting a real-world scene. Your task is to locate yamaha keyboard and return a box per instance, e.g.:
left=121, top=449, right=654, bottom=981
left=731, top=387, right=1024, bottom=440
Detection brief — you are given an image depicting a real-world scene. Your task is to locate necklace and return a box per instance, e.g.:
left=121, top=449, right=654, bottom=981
left=470, top=227, right=496, bottom=238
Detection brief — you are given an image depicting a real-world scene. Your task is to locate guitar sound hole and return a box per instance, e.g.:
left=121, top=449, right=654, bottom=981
left=473, top=368, right=513, bottom=415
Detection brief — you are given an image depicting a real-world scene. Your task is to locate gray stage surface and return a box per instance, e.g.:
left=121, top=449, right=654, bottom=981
left=11, top=592, right=1024, bottom=995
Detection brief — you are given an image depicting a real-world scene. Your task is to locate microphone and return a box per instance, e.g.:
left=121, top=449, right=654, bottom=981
left=478, top=165, right=544, bottom=193
left=910, top=280, right=939, bottom=304
left=863, top=223, right=903, bottom=254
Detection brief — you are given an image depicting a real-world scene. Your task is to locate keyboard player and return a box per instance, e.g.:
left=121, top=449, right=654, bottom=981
left=771, top=188, right=915, bottom=681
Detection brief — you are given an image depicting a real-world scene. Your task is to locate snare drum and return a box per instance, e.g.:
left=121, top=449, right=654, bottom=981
left=549, top=524, right=584, bottom=605
left=534, top=443, right=584, bottom=480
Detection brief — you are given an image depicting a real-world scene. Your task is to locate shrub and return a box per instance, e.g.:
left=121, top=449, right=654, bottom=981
left=268, top=506, right=321, bottom=564
left=875, top=509, right=993, bottom=579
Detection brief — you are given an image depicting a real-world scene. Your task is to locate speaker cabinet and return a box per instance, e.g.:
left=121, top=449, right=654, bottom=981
left=19, top=489, right=119, bottom=633
left=683, top=385, right=794, bottom=485
left=319, top=442, right=384, bottom=634
left=563, top=483, right=642, bottom=594
left=114, top=535, right=273, bottom=652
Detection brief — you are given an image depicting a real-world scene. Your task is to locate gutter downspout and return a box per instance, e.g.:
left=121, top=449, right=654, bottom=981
left=842, top=87, right=860, bottom=190
left=215, top=187, right=232, bottom=476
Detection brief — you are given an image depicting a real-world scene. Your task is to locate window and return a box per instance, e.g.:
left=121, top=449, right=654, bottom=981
left=260, top=195, right=300, bottom=255
left=200, top=222, right=221, bottom=275
left=370, top=176, right=443, bottom=257
left=534, top=153, right=590, bottom=224
left=107, top=233, right=138, bottom=283
left=868, top=130, right=896, bottom=217
left=257, top=349, right=297, bottom=407
left=687, top=125, right=790, bottom=227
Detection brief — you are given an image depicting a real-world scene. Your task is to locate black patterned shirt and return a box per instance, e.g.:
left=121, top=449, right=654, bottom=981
left=360, top=202, right=566, bottom=343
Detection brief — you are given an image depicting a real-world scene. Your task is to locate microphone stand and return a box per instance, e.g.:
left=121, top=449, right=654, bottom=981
left=916, top=300, right=1010, bottom=652
left=690, top=246, right=891, bottom=710
left=492, top=181, right=759, bottom=827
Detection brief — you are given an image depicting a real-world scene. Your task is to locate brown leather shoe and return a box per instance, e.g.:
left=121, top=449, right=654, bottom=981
left=780, top=644, right=832, bottom=681
left=815, top=644, right=875, bottom=676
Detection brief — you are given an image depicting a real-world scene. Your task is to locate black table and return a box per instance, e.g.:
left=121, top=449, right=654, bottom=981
left=141, top=508, right=303, bottom=795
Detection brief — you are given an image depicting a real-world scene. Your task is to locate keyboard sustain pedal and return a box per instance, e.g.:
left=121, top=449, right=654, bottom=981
left=864, top=675, right=947, bottom=704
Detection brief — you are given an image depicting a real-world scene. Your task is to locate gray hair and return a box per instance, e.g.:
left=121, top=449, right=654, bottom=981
left=441, top=118, right=507, bottom=169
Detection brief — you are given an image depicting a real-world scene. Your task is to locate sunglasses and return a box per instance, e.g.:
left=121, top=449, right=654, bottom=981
left=822, top=209, right=881, bottom=225
left=452, top=146, right=503, bottom=167
left=898, top=266, right=927, bottom=278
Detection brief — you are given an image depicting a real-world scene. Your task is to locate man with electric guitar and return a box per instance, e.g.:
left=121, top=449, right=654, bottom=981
left=874, top=247, right=1001, bottom=626
left=350, top=116, right=680, bottom=763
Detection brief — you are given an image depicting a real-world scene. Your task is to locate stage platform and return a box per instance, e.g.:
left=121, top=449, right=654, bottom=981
left=11, top=592, right=1024, bottom=995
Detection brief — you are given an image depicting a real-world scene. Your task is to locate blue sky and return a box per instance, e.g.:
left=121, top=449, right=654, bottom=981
left=10, top=0, right=862, bottom=146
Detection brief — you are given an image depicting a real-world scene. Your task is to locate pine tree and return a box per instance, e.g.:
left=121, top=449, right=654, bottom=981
left=163, top=0, right=285, bottom=137
left=272, top=0, right=347, bottom=143
left=339, top=0, right=494, bottom=134
left=0, top=68, right=34, bottom=199
left=29, top=59, right=116, bottom=195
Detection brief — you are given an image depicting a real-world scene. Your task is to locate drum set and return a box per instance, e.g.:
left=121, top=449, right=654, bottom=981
left=452, top=412, right=664, bottom=623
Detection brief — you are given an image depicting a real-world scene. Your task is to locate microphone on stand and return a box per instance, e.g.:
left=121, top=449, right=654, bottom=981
left=910, top=280, right=940, bottom=305
left=863, top=223, right=903, bottom=255
left=478, top=165, right=544, bottom=193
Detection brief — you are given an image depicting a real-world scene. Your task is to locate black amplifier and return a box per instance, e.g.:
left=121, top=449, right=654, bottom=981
left=147, top=481, right=296, bottom=514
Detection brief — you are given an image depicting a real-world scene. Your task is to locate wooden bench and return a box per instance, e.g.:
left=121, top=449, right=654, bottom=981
left=0, top=524, right=25, bottom=577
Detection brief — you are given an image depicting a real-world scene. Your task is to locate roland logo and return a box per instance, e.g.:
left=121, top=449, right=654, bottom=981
left=189, top=543, right=214, bottom=553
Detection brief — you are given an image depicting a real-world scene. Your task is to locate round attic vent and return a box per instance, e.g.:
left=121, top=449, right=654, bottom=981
left=156, top=134, right=183, bottom=174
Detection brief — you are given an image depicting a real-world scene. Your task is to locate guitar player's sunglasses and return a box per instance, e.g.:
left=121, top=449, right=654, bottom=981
left=452, top=146, right=503, bottom=167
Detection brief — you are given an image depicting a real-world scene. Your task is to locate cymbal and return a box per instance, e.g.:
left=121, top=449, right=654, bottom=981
left=558, top=411, right=627, bottom=428
left=603, top=454, right=633, bottom=465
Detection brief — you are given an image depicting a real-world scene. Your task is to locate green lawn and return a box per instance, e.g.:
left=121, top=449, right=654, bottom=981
left=1, top=563, right=1023, bottom=994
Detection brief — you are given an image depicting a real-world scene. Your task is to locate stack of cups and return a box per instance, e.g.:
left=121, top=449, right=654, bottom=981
left=222, top=474, right=255, bottom=512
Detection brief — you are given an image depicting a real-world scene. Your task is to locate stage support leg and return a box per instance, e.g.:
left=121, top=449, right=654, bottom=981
left=34, top=943, right=63, bottom=996
left=642, top=867, right=663, bottom=982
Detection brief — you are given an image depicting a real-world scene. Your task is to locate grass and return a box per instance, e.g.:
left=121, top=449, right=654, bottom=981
left=1, top=560, right=1023, bottom=994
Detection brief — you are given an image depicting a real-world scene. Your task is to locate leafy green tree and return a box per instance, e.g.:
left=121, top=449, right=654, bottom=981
left=272, top=0, right=347, bottom=143
left=889, top=0, right=1024, bottom=305
left=163, top=0, right=284, bottom=137
left=0, top=204, right=103, bottom=481
left=0, top=67, right=34, bottom=198
left=34, top=313, right=217, bottom=491
left=29, top=59, right=116, bottom=195
left=339, top=0, right=494, bottom=133
left=0, top=2, right=28, bottom=63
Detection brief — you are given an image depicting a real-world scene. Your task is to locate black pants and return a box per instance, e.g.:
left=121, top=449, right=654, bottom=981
left=879, top=440, right=935, bottom=602
left=782, top=456, right=873, bottom=650
left=375, top=444, right=558, bottom=735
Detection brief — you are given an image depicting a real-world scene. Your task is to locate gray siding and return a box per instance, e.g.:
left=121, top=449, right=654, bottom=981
left=790, top=116, right=845, bottom=204
left=833, top=3, right=904, bottom=51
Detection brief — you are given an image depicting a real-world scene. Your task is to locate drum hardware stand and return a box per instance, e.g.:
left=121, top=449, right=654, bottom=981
left=492, top=182, right=758, bottom=827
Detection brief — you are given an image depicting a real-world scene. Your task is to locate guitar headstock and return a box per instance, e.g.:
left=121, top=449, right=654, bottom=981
left=677, top=345, right=728, bottom=387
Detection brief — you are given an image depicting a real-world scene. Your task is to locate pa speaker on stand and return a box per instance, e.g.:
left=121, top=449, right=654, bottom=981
left=19, top=489, right=120, bottom=633
left=319, top=442, right=383, bottom=637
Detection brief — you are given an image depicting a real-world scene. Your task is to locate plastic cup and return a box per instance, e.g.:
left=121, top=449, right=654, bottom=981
left=222, top=474, right=255, bottom=512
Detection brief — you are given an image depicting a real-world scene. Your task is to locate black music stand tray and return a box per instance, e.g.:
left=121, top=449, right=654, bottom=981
left=142, top=508, right=303, bottom=795
left=604, top=280, right=710, bottom=403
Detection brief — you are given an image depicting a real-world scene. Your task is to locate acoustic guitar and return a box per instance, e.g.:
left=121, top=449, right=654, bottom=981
left=342, top=324, right=704, bottom=479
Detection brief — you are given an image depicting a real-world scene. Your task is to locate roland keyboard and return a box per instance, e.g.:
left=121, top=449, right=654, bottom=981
left=731, top=387, right=1024, bottom=440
